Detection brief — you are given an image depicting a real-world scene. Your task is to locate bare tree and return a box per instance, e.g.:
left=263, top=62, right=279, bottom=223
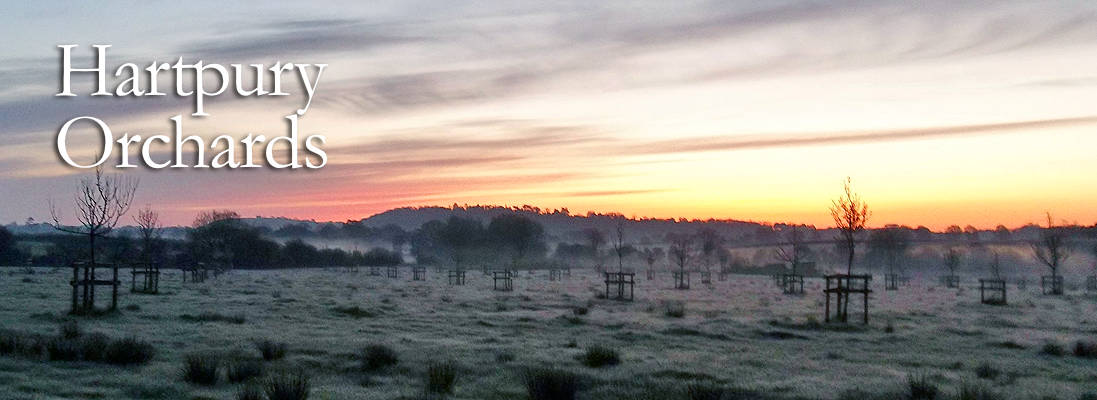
left=668, top=233, right=694, bottom=275
left=49, top=166, right=139, bottom=264
left=989, top=252, right=1002, bottom=280
left=611, top=219, right=627, bottom=273
left=696, top=228, right=722, bottom=274
left=944, top=247, right=962, bottom=276
left=829, top=177, right=870, bottom=275
left=584, top=228, right=605, bottom=271
left=775, top=225, right=808, bottom=275
left=1032, top=213, right=1071, bottom=278
left=133, top=205, right=161, bottom=262
left=643, top=247, right=664, bottom=272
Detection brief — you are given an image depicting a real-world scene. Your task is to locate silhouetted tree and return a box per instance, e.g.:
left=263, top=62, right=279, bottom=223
left=667, top=232, right=694, bottom=275
left=642, top=247, right=664, bottom=273
left=829, top=177, right=869, bottom=275
left=696, top=228, right=722, bottom=274
left=438, top=216, right=486, bottom=270
left=0, top=226, right=23, bottom=265
left=584, top=228, right=605, bottom=270
left=775, top=225, right=809, bottom=275
left=944, top=247, right=962, bottom=277
left=1032, top=213, right=1071, bottom=279
left=49, top=166, right=138, bottom=264
left=989, top=252, right=1002, bottom=280
left=188, top=210, right=242, bottom=267
left=487, top=214, right=546, bottom=269
left=133, top=205, right=161, bottom=262
left=868, top=227, right=910, bottom=277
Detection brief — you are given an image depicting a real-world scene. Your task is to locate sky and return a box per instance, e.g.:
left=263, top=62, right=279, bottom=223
left=2, top=1, right=1096, bottom=230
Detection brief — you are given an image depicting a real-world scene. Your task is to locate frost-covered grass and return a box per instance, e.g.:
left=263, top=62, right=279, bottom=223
left=0, top=266, right=1096, bottom=399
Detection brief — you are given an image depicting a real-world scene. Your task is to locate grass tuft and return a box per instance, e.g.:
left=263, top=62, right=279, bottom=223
left=907, top=373, right=938, bottom=400
left=425, top=360, right=459, bottom=394
left=255, top=339, right=288, bottom=361
left=265, top=370, right=310, bottom=400
left=360, top=344, right=399, bottom=372
left=183, top=354, right=220, bottom=385
left=974, top=362, right=1000, bottom=380
left=1073, top=341, right=1097, bottom=358
left=524, top=367, right=579, bottom=400
left=227, top=359, right=266, bottom=383
left=580, top=345, right=621, bottom=368
left=332, top=306, right=378, bottom=319
left=104, top=336, right=155, bottom=365
left=180, top=312, right=246, bottom=324
left=663, top=301, right=686, bottom=318
left=957, top=381, right=1002, bottom=400
left=236, top=385, right=265, bottom=400
left=1041, top=342, right=1066, bottom=357
left=59, top=320, right=81, bottom=339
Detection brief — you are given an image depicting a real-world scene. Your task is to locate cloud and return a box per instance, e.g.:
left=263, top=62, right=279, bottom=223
left=623, top=116, right=1097, bottom=155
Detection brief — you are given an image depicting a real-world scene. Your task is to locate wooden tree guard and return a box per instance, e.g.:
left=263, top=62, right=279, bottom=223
left=448, top=269, right=466, bottom=285
left=549, top=269, right=562, bottom=281
left=182, top=264, right=209, bottom=283
left=386, top=266, right=399, bottom=279
left=673, top=271, right=690, bottom=290
left=1085, top=276, right=1097, bottom=294
left=718, top=271, right=728, bottom=281
left=979, top=279, right=1007, bottom=305
left=700, top=270, right=712, bottom=284
left=824, top=274, right=871, bottom=324
left=771, top=274, right=782, bottom=286
left=369, top=266, right=381, bottom=276
left=1041, top=275, right=1063, bottom=295
left=129, top=262, right=160, bottom=294
left=412, top=266, right=426, bottom=281
left=781, top=273, right=804, bottom=294
left=70, top=261, right=120, bottom=312
left=884, top=274, right=899, bottom=291
left=563, top=266, right=571, bottom=276
left=1016, top=278, right=1026, bottom=290
left=646, top=269, right=654, bottom=280
left=942, top=275, right=960, bottom=288
left=604, top=272, right=635, bottom=301
left=492, top=270, right=513, bottom=291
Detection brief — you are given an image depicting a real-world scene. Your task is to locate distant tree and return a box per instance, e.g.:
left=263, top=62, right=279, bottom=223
left=667, top=232, right=694, bottom=276
left=584, top=228, right=605, bottom=269
left=49, top=166, right=139, bottom=264
left=281, top=239, right=321, bottom=267
left=361, top=247, right=402, bottom=267
left=696, top=228, right=722, bottom=273
left=188, top=210, right=243, bottom=266
left=867, top=227, right=910, bottom=277
left=133, top=205, right=161, bottom=262
left=944, top=247, right=962, bottom=277
left=437, top=216, right=485, bottom=270
left=829, top=177, right=870, bottom=275
left=994, top=225, right=1012, bottom=241
left=1032, top=213, right=1071, bottom=279
left=487, top=214, right=546, bottom=269
left=642, top=247, right=664, bottom=273
left=0, top=226, right=23, bottom=265
left=775, top=225, right=809, bottom=275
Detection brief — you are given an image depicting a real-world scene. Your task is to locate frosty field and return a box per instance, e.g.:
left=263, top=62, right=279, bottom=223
left=1, top=267, right=1096, bottom=400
